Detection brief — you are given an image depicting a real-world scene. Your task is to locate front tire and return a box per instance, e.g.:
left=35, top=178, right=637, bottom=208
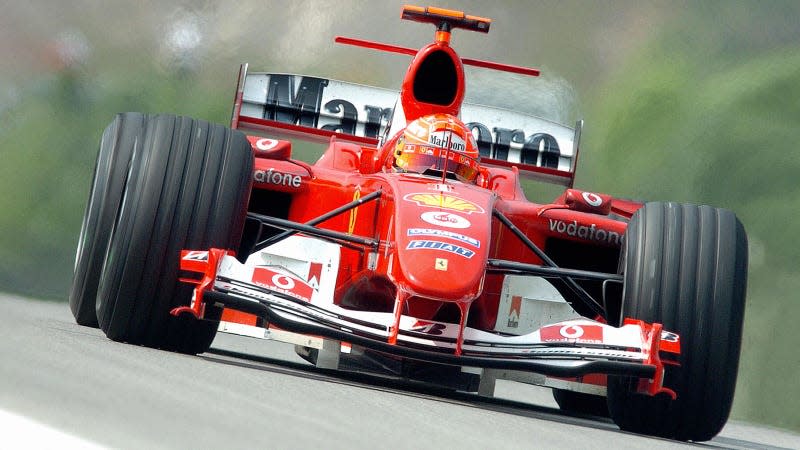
left=607, top=202, right=748, bottom=441
left=69, top=113, right=146, bottom=327
left=95, top=114, right=252, bottom=354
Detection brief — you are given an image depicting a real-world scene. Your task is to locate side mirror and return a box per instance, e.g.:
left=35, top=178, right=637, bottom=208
left=564, top=189, right=612, bottom=215
left=247, top=136, right=292, bottom=160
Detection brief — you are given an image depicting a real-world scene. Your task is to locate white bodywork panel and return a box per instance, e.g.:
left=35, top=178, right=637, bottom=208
left=220, top=235, right=341, bottom=305
left=494, top=275, right=581, bottom=335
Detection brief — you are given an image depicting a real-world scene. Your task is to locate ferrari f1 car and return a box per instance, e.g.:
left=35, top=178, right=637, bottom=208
left=69, top=5, right=748, bottom=442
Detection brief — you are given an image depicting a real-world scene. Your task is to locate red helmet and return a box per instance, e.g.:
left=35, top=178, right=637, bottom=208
left=392, top=114, right=480, bottom=183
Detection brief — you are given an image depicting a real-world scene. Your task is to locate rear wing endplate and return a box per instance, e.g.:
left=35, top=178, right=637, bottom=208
left=231, top=64, right=580, bottom=187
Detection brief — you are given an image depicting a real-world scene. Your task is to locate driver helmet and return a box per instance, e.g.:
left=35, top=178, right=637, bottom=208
left=393, top=114, right=480, bottom=183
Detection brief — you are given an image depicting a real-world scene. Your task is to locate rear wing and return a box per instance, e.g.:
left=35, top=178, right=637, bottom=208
left=231, top=64, right=580, bottom=187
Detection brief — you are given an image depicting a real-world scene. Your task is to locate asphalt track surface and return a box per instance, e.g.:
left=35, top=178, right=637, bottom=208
left=2, top=294, right=799, bottom=449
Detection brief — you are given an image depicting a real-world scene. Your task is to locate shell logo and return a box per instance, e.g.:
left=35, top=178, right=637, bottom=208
left=403, top=193, right=485, bottom=214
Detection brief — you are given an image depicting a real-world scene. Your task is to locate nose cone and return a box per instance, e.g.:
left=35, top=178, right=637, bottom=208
left=391, top=180, right=492, bottom=302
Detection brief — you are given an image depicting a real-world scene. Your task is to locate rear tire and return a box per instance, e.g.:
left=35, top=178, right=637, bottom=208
left=70, top=113, right=146, bottom=327
left=95, top=114, right=252, bottom=354
left=607, top=202, right=748, bottom=441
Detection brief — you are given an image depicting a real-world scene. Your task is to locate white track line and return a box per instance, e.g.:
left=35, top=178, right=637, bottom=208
left=0, top=408, right=104, bottom=449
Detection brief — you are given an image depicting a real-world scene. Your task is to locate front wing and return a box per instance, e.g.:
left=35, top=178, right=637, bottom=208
left=175, top=248, right=677, bottom=397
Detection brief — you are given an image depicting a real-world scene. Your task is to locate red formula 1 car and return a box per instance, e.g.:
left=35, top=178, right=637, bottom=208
left=69, top=5, right=748, bottom=442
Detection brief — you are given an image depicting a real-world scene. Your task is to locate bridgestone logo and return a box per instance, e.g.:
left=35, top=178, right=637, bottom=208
left=548, top=219, right=622, bottom=245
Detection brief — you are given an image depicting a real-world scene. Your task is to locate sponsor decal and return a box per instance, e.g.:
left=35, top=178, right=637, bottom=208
left=507, top=295, right=521, bottom=328
left=428, top=131, right=466, bottom=152
left=255, top=138, right=280, bottom=150
left=254, top=168, right=302, bottom=188
left=428, top=183, right=454, bottom=192
left=466, top=122, right=562, bottom=169
left=182, top=251, right=208, bottom=261
left=403, top=193, right=484, bottom=214
left=243, top=74, right=568, bottom=170
left=406, top=240, right=475, bottom=258
left=548, top=219, right=622, bottom=245
left=660, top=330, right=681, bottom=354
left=582, top=191, right=603, bottom=207
left=434, top=258, right=448, bottom=271
left=540, top=324, right=604, bottom=344
left=662, top=331, right=679, bottom=343
left=420, top=211, right=471, bottom=229
left=410, top=321, right=447, bottom=335
left=249, top=74, right=393, bottom=138
left=251, top=266, right=316, bottom=302
left=306, top=262, right=323, bottom=290
left=407, top=228, right=480, bottom=248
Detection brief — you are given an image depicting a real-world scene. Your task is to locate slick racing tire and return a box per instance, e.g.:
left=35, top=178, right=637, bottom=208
left=70, top=113, right=145, bottom=327
left=552, top=389, right=609, bottom=418
left=95, top=114, right=253, bottom=354
left=607, top=202, right=748, bottom=441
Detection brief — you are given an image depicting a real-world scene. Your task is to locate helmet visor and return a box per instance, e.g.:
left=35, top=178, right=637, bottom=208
left=395, top=144, right=480, bottom=183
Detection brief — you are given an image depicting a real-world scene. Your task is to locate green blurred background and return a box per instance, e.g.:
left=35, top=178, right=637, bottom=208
left=1, top=0, right=798, bottom=432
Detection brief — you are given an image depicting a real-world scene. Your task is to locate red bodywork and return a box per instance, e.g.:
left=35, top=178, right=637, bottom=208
left=237, top=7, right=634, bottom=343
left=175, top=6, right=676, bottom=391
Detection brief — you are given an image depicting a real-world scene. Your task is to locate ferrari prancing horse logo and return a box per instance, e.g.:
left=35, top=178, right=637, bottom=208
left=403, top=193, right=484, bottom=214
